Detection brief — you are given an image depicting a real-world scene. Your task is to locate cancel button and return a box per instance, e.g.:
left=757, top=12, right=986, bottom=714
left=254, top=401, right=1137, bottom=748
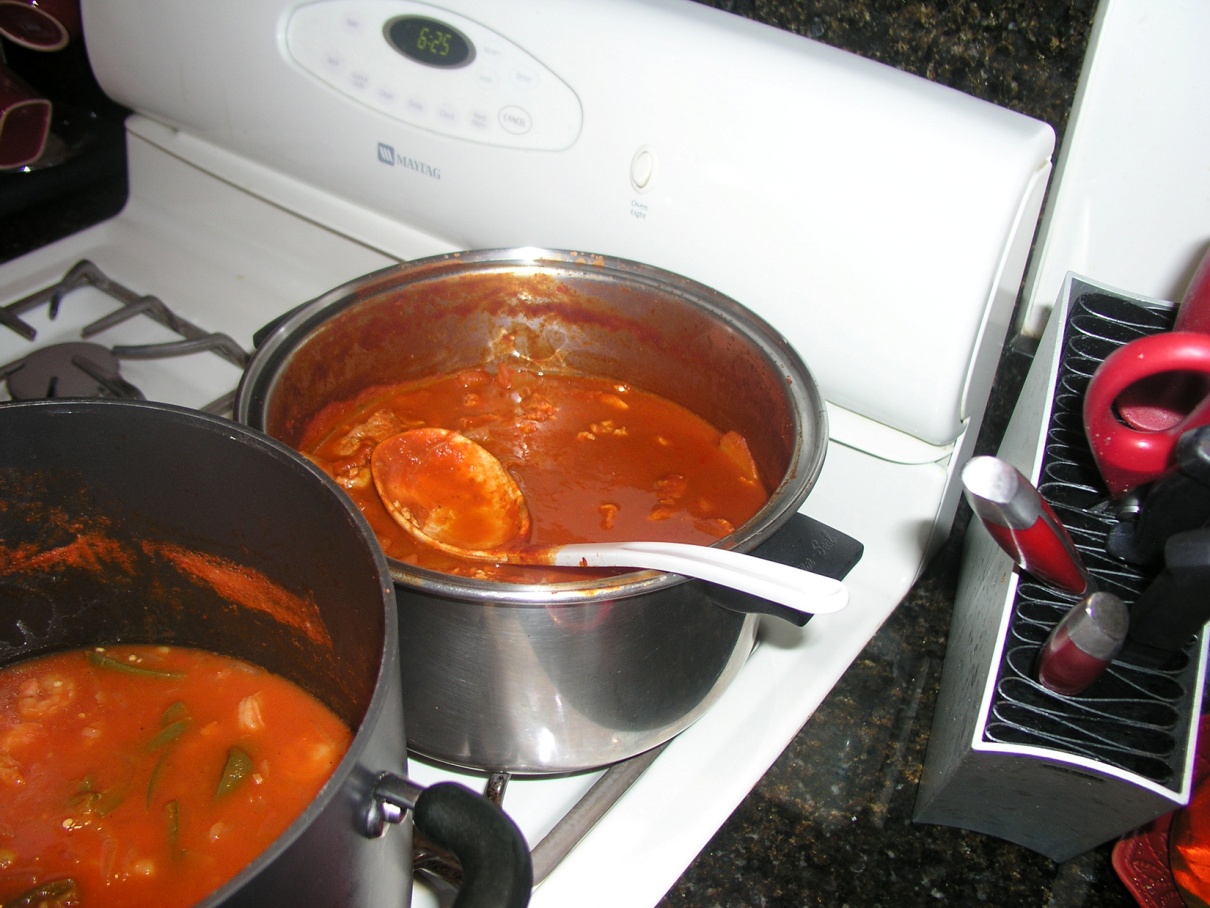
left=499, top=106, right=533, bottom=135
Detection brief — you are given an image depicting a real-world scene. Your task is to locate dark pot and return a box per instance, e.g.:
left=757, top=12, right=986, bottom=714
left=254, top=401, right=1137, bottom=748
left=236, top=248, right=829, bottom=773
left=0, top=400, right=530, bottom=908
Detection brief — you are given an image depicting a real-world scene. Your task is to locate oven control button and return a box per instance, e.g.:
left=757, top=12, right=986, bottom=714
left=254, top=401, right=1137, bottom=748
left=630, top=146, right=657, bottom=192
left=498, top=106, right=532, bottom=135
left=285, top=1, right=582, bottom=150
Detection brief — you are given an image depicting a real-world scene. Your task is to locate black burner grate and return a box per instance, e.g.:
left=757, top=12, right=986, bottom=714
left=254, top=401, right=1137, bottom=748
left=0, top=260, right=249, bottom=412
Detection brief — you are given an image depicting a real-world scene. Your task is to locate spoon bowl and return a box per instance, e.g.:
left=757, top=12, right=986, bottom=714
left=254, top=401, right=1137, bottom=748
left=370, top=428, right=848, bottom=620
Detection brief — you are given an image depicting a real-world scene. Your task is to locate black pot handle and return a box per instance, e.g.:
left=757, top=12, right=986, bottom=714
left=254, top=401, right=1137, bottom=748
left=702, top=513, right=864, bottom=626
left=252, top=300, right=312, bottom=348
left=415, top=782, right=533, bottom=908
left=252, top=264, right=405, bottom=348
left=367, top=776, right=533, bottom=908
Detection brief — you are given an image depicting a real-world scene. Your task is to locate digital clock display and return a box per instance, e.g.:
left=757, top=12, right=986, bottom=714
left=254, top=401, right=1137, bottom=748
left=385, top=15, right=474, bottom=68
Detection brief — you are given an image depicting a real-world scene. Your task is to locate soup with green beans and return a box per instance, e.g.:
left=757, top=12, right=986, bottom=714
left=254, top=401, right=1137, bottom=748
left=0, top=645, right=351, bottom=908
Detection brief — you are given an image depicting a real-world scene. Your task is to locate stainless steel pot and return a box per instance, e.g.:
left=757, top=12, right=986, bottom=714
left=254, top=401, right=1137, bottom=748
left=236, top=248, right=829, bottom=773
left=0, top=400, right=531, bottom=908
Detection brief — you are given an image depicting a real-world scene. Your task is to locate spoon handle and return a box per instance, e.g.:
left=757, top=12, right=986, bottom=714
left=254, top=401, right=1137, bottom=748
left=550, top=542, right=849, bottom=616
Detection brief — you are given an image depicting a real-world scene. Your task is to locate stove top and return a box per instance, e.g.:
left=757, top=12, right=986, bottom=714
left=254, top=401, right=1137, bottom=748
left=0, top=260, right=247, bottom=409
left=0, top=0, right=1058, bottom=903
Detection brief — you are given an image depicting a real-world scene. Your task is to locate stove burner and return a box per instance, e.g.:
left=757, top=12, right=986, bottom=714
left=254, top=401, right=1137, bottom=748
left=0, top=342, right=145, bottom=400
left=2, top=261, right=251, bottom=411
left=4, top=260, right=250, bottom=371
left=0, top=305, right=36, bottom=341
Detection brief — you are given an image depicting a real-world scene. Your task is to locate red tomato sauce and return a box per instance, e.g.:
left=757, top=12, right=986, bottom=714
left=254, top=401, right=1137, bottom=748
left=299, top=365, right=771, bottom=582
left=0, top=646, right=352, bottom=908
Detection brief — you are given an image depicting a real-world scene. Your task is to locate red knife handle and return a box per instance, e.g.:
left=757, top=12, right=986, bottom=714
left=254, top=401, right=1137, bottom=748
left=1175, top=246, right=1210, bottom=333
left=979, top=508, right=1093, bottom=595
left=962, top=456, right=1094, bottom=595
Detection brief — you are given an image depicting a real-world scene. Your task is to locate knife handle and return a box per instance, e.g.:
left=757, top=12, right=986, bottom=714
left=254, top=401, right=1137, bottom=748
left=1175, top=246, right=1210, bottom=333
left=1035, top=591, right=1128, bottom=696
left=1127, top=528, right=1210, bottom=655
left=1107, top=425, right=1210, bottom=565
left=962, top=456, right=1094, bottom=595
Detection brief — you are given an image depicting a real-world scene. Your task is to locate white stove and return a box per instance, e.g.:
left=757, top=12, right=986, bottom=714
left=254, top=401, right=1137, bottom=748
left=0, top=1, right=1055, bottom=905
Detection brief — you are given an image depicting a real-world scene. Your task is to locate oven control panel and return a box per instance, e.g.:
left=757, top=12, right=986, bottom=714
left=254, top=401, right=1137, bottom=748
left=285, top=0, right=583, bottom=150
left=83, top=0, right=1055, bottom=454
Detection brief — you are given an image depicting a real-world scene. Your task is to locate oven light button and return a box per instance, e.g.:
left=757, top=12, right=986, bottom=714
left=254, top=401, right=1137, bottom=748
left=630, top=147, right=657, bottom=192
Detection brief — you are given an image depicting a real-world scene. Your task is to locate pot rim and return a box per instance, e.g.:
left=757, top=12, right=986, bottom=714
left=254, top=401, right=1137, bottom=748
left=98, top=402, right=410, bottom=907
left=236, top=247, right=828, bottom=605
left=177, top=404, right=402, bottom=905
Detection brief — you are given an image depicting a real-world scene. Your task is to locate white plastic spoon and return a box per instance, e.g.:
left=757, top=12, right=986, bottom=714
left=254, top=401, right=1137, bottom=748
left=370, top=428, right=848, bottom=618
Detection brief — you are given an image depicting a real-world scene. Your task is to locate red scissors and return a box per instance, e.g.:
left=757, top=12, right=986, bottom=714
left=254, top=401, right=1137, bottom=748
left=1084, top=331, right=1210, bottom=498
left=1114, top=247, right=1210, bottom=431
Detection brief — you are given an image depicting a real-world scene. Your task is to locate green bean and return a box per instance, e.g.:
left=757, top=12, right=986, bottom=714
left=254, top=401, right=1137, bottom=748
left=161, top=700, right=189, bottom=724
left=146, top=702, right=192, bottom=804
left=146, top=752, right=169, bottom=808
left=215, top=746, right=254, bottom=798
left=87, top=650, right=184, bottom=679
left=146, top=718, right=191, bottom=751
left=71, top=775, right=125, bottom=817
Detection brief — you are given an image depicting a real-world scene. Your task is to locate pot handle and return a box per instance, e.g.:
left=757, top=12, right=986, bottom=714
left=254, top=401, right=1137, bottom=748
left=367, top=775, right=533, bottom=908
left=252, top=300, right=311, bottom=348
left=702, top=513, right=864, bottom=626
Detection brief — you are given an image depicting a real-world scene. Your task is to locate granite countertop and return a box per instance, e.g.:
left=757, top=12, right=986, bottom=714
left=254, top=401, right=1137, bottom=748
left=662, top=1, right=1144, bottom=906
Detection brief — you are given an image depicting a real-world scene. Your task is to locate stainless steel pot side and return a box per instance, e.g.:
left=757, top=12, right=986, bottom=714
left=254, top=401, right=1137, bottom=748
left=236, top=248, right=829, bottom=774
left=0, top=401, right=531, bottom=908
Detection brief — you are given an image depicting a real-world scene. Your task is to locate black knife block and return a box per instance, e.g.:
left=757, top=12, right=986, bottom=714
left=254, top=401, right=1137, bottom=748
left=914, top=274, right=1207, bottom=861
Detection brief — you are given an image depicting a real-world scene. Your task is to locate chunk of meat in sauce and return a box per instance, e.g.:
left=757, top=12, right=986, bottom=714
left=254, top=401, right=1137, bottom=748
left=301, top=366, right=771, bottom=583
